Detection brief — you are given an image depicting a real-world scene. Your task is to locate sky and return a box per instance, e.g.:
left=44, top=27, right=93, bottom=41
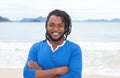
left=0, top=0, right=120, bottom=21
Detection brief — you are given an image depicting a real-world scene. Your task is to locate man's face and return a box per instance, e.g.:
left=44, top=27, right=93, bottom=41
left=46, top=15, right=65, bottom=41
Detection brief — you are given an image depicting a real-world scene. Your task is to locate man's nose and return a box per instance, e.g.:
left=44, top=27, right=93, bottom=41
left=53, top=26, right=58, bottom=31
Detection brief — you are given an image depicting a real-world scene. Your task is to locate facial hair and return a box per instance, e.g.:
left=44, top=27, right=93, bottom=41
left=46, top=31, right=65, bottom=42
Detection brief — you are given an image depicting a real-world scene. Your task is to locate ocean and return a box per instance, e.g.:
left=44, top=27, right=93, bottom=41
left=0, top=22, right=120, bottom=76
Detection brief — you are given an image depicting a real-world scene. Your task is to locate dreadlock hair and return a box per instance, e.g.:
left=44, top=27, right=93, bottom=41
left=45, top=9, right=72, bottom=40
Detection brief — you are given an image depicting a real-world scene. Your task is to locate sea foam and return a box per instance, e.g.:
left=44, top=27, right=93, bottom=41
left=0, top=41, right=120, bottom=76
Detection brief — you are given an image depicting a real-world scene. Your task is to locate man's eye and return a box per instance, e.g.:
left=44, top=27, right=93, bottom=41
left=58, top=24, right=64, bottom=27
left=60, top=25, right=64, bottom=27
left=49, top=24, right=54, bottom=27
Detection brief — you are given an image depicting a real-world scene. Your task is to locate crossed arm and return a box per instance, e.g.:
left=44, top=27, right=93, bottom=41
left=28, top=61, right=69, bottom=78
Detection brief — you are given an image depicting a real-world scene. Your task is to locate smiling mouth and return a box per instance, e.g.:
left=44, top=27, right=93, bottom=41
left=52, top=32, right=60, bottom=36
left=47, top=31, right=65, bottom=42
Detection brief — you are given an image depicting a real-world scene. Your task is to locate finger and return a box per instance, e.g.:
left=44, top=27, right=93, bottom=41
left=28, top=62, right=34, bottom=69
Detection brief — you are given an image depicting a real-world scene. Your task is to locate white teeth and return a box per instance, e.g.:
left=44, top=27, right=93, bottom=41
left=53, top=32, right=59, bottom=35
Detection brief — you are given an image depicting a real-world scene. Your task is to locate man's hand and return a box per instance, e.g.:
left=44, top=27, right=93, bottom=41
left=28, top=61, right=42, bottom=70
left=56, top=66, right=69, bottom=75
left=28, top=61, right=69, bottom=78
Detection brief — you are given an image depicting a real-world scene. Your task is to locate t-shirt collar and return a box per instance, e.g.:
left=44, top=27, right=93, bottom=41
left=47, top=40, right=66, bottom=52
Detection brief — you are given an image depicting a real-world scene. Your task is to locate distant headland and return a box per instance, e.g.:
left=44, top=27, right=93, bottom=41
left=0, top=16, right=120, bottom=22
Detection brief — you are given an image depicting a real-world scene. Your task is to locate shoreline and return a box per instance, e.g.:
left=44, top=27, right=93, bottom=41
left=0, top=68, right=120, bottom=78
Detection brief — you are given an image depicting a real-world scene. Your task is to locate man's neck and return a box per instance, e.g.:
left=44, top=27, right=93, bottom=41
left=48, top=38, right=65, bottom=50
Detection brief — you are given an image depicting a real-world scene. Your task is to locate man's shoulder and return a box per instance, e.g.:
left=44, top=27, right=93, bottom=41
left=66, top=40, right=81, bottom=50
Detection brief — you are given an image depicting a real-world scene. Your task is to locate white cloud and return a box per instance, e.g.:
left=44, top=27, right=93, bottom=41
left=0, top=0, right=120, bottom=20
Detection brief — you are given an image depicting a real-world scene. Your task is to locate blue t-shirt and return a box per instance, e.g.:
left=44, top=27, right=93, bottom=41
left=23, top=40, right=82, bottom=78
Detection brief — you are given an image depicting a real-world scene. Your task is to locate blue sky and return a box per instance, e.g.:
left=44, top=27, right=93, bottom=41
left=0, top=0, right=120, bottom=21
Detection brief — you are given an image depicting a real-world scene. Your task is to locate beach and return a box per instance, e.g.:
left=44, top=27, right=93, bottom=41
left=82, top=74, right=120, bottom=78
left=0, top=68, right=23, bottom=78
left=0, top=41, right=120, bottom=78
left=0, top=68, right=120, bottom=78
left=0, top=23, right=120, bottom=78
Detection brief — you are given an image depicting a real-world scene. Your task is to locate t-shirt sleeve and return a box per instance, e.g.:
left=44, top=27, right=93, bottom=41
left=59, top=45, right=82, bottom=78
left=23, top=43, right=38, bottom=78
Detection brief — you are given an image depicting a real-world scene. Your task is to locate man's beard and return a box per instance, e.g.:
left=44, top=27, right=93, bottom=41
left=46, top=32, right=64, bottom=42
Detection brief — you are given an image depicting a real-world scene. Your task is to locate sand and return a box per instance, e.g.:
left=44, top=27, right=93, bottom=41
left=0, top=68, right=120, bottom=78
left=0, top=68, right=23, bottom=78
left=82, top=74, right=120, bottom=78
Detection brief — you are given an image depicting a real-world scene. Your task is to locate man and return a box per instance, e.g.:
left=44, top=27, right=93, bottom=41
left=23, top=9, right=82, bottom=78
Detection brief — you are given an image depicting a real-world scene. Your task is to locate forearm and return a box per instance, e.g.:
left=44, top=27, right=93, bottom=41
left=27, top=61, right=56, bottom=78
left=35, top=66, right=69, bottom=78
left=35, top=68, right=59, bottom=78
left=28, top=61, right=69, bottom=78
